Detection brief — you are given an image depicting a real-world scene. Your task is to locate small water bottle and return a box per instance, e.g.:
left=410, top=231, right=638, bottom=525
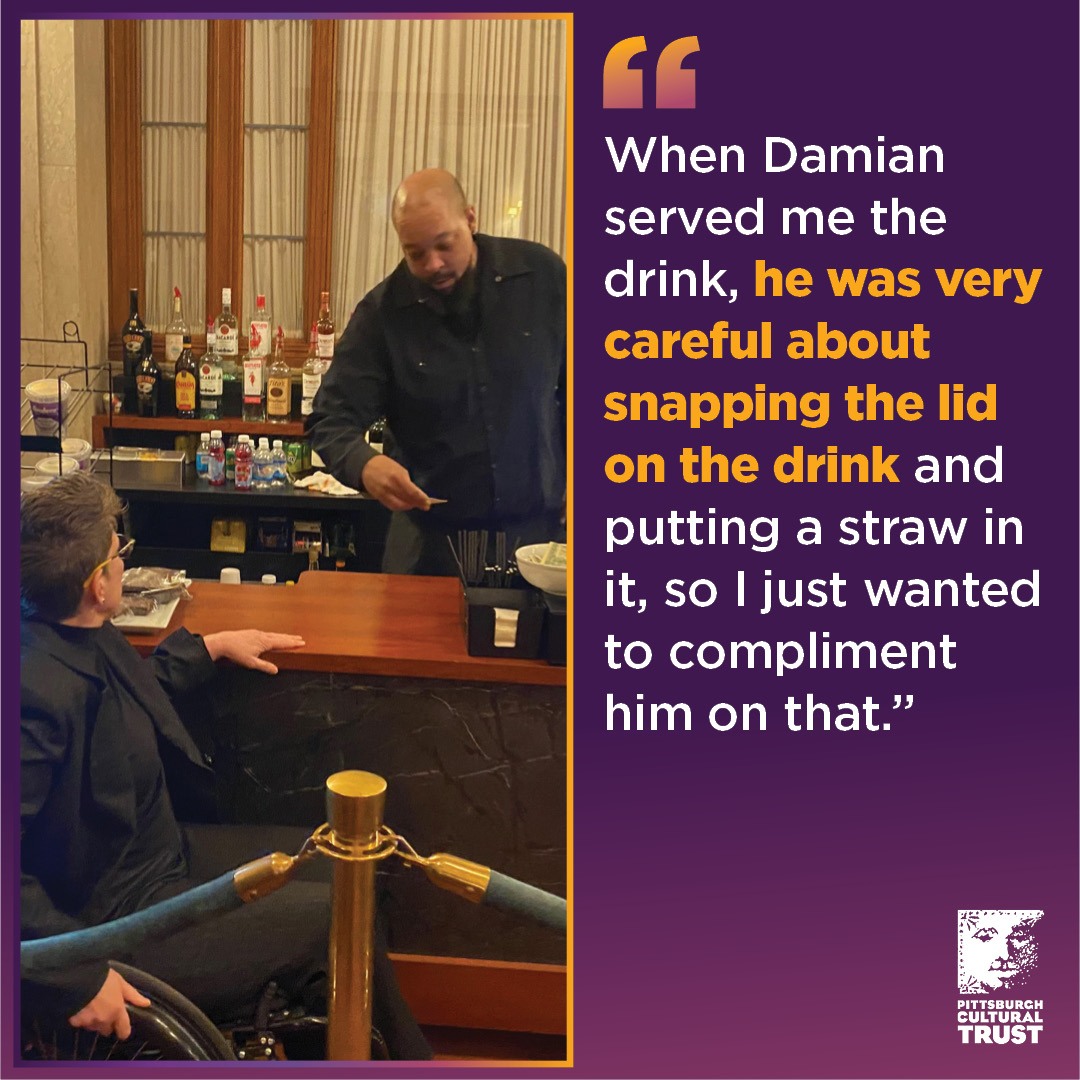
left=253, top=437, right=272, bottom=489
left=207, top=429, right=225, bottom=487
left=271, top=438, right=287, bottom=487
left=195, top=432, right=210, bottom=476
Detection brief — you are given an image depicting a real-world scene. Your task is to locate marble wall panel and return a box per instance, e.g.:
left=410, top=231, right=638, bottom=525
left=180, top=668, right=567, bottom=963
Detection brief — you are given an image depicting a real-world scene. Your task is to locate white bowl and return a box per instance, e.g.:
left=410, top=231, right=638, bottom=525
left=515, top=542, right=567, bottom=596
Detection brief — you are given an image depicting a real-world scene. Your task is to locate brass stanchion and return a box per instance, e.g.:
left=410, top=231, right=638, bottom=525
left=324, top=770, right=387, bottom=1060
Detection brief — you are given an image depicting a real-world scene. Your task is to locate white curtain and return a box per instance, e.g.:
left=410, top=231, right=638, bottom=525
left=331, top=18, right=567, bottom=320
left=142, top=20, right=207, bottom=331
left=244, top=20, right=310, bottom=339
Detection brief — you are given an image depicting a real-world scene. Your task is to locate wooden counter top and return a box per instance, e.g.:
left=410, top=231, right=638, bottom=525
left=126, top=571, right=567, bottom=687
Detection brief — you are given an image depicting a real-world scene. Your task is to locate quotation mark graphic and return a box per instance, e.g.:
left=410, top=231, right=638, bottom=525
left=603, top=35, right=701, bottom=109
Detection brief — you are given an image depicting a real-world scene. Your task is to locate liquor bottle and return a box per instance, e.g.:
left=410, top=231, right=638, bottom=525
left=316, top=291, right=335, bottom=364
left=174, top=332, right=198, bottom=418
left=163, top=286, right=189, bottom=379
left=249, top=293, right=271, bottom=359
left=301, top=322, right=322, bottom=417
left=135, top=347, right=160, bottom=417
left=207, top=429, right=226, bottom=487
left=199, top=319, right=223, bottom=420
left=266, top=326, right=292, bottom=422
left=366, top=416, right=386, bottom=455
left=234, top=434, right=254, bottom=490
left=215, top=287, right=240, bottom=380
left=121, top=287, right=153, bottom=379
left=242, top=324, right=266, bottom=423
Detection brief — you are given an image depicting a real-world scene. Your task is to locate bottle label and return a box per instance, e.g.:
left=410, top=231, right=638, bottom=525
left=267, top=377, right=291, bottom=416
left=302, top=372, right=322, bottom=398
left=300, top=396, right=314, bottom=417
left=243, top=358, right=264, bottom=399
left=250, top=320, right=271, bottom=357
left=165, top=333, right=184, bottom=364
left=124, top=334, right=145, bottom=357
left=235, top=459, right=253, bottom=489
left=218, top=327, right=238, bottom=355
left=208, top=455, right=225, bottom=484
left=175, top=371, right=197, bottom=412
left=317, top=333, right=335, bottom=359
left=200, top=365, right=223, bottom=396
left=136, top=374, right=157, bottom=396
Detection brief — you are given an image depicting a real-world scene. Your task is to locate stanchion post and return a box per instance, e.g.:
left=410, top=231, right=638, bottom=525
left=325, top=770, right=387, bottom=1060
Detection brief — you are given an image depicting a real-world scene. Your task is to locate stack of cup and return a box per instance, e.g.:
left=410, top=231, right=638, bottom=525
left=25, top=379, right=72, bottom=437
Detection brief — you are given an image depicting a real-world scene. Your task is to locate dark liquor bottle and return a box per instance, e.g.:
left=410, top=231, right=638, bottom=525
left=121, top=287, right=153, bottom=378
left=174, top=332, right=198, bottom=418
left=135, top=347, right=160, bottom=417
left=316, top=291, right=335, bottom=365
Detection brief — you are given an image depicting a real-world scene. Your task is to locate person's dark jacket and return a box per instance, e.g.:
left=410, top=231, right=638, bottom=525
left=307, top=233, right=566, bottom=528
left=20, top=620, right=217, bottom=1015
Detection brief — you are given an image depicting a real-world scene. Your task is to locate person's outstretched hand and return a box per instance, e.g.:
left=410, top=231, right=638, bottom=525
left=68, top=968, right=151, bottom=1040
left=361, top=455, right=435, bottom=512
left=203, top=630, right=306, bottom=674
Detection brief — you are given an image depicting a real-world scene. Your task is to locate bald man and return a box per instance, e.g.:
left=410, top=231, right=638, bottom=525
left=308, top=169, right=566, bottom=574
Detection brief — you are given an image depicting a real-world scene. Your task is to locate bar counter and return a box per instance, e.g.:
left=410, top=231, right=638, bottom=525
left=127, top=570, right=566, bottom=686
left=129, top=570, right=567, bottom=969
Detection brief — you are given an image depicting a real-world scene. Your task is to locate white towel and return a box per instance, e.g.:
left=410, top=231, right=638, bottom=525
left=292, top=471, right=361, bottom=496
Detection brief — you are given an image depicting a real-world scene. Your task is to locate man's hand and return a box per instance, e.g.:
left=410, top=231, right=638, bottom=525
left=202, top=630, right=306, bottom=674
left=361, top=455, right=435, bottom=512
left=68, top=968, right=151, bottom=1040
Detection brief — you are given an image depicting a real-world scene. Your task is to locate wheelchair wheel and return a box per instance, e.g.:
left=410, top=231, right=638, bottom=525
left=22, top=961, right=236, bottom=1062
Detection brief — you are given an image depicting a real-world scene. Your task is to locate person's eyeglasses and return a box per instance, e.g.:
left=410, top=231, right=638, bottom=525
left=82, top=534, right=136, bottom=589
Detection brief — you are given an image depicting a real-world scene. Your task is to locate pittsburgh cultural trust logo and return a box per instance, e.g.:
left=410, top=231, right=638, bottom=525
left=956, top=910, right=1045, bottom=1045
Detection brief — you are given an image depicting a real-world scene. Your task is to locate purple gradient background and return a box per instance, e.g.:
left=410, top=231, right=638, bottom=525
left=3, top=2, right=1077, bottom=1078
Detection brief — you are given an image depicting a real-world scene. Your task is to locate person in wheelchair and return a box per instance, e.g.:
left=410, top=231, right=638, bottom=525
left=20, top=472, right=432, bottom=1059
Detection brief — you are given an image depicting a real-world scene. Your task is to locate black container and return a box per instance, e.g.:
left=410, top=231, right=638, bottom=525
left=460, top=585, right=545, bottom=659
left=541, top=592, right=566, bottom=666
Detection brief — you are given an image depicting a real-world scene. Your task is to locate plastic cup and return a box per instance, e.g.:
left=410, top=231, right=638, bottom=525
left=21, top=474, right=54, bottom=495
left=61, top=438, right=93, bottom=471
left=220, top=567, right=242, bottom=584
left=26, top=379, right=72, bottom=437
left=35, top=454, right=81, bottom=478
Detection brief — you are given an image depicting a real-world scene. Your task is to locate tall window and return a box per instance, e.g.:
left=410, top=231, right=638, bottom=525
left=106, top=17, right=567, bottom=366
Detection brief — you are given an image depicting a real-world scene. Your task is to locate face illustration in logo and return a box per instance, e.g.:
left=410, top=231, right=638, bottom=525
left=958, top=910, right=1043, bottom=993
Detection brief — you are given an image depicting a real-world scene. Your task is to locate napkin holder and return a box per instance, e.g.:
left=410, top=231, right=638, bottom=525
left=460, top=583, right=545, bottom=659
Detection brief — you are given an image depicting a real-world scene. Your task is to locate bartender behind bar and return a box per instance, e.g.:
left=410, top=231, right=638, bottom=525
left=307, top=168, right=566, bottom=575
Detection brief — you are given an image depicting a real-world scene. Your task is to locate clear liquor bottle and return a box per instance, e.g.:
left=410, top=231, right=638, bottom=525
left=199, top=319, right=223, bottom=420
left=301, top=322, right=322, bottom=417
left=163, top=286, right=189, bottom=379
left=249, top=293, right=272, bottom=359
left=242, top=323, right=266, bottom=423
left=215, top=287, right=240, bottom=381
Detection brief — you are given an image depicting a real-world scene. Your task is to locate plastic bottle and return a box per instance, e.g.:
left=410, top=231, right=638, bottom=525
left=195, top=432, right=210, bottom=476
left=207, top=429, right=225, bottom=487
left=234, top=434, right=254, bottom=490
left=253, top=437, right=272, bottom=489
left=271, top=438, right=287, bottom=487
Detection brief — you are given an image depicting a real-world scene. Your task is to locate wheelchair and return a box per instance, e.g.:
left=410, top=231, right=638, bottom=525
left=21, top=961, right=392, bottom=1062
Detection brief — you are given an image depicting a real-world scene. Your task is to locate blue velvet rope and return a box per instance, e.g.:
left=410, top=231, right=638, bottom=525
left=484, top=871, right=566, bottom=931
left=21, top=871, right=242, bottom=976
